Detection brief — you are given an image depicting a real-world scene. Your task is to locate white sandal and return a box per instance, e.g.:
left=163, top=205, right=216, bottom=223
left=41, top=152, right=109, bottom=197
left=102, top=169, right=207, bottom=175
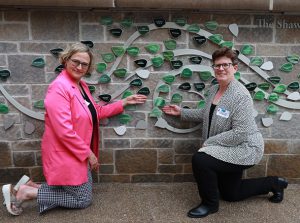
left=2, top=184, right=23, bottom=216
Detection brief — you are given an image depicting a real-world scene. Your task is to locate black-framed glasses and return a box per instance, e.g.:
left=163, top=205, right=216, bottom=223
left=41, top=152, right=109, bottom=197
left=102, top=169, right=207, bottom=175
left=211, top=63, right=233, bottom=70
left=69, top=59, right=89, bottom=69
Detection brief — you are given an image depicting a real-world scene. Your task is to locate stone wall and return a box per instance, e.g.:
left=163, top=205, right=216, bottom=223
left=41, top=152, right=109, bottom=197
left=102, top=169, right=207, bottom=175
left=0, top=9, right=300, bottom=184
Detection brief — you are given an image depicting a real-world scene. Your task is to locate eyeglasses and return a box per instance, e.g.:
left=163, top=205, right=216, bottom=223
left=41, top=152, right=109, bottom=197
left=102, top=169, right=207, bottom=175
left=211, top=63, right=233, bottom=70
left=69, top=59, right=89, bottom=69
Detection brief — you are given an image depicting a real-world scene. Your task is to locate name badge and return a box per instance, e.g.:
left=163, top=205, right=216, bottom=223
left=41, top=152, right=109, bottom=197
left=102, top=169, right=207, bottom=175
left=216, top=107, right=230, bottom=118
left=84, top=100, right=90, bottom=106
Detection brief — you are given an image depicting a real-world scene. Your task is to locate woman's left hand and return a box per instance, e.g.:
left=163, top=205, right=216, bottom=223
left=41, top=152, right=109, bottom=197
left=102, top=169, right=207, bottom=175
left=123, top=94, right=147, bottom=106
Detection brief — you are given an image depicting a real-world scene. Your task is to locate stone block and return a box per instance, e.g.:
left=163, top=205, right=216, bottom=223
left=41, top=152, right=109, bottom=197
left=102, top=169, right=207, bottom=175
left=102, top=127, right=147, bottom=139
left=115, top=149, right=157, bottom=173
left=212, top=14, right=251, bottom=25
left=8, top=55, right=46, bottom=83
left=104, top=139, right=130, bottom=149
left=30, top=166, right=45, bottom=183
left=158, top=149, right=174, bottom=164
left=158, top=164, right=183, bottom=173
left=183, top=164, right=193, bottom=173
left=0, top=124, right=22, bottom=141
left=99, top=149, right=113, bottom=164
left=0, top=42, right=18, bottom=53
left=3, top=84, right=29, bottom=96
left=31, top=84, right=48, bottom=101
left=288, top=140, right=300, bottom=154
left=131, top=139, right=173, bottom=148
left=174, top=139, right=202, bottom=154
left=11, top=140, right=41, bottom=151
left=4, top=11, right=28, bottom=21
left=270, top=114, right=300, bottom=139
left=80, top=11, right=122, bottom=23
left=268, top=155, right=300, bottom=178
left=100, top=164, right=114, bottom=174
left=0, top=168, right=30, bottom=184
left=275, top=16, right=300, bottom=43
left=175, top=154, right=192, bottom=164
left=20, top=42, right=68, bottom=54
left=13, top=151, right=35, bottom=167
left=0, top=141, right=12, bottom=167
left=0, top=55, right=5, bottom=66
left=0, top=24, right=29, bottom=41
left=21, top=117, right=44, bottom=139
left=173, top=174, right=195, bottom=182
left=36, top=151, right=42, bottom=166
left=31, top=11, right=79, bottom=41
left=99, top=174, right=130, bottom=183
left=81, top=25, right=104, bottom=41
left=132, top=174, right=173, bottom=183
left=245, top=164, right=266, bottom=178
left=237, top=27, right=273, bottom=43
left=256, top=44, right=290, bottom=56
left=264, top=139, right=289, bottom=154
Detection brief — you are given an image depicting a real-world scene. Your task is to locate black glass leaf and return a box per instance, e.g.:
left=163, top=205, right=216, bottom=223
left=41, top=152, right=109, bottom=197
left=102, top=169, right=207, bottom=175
left=130, top=78, right=143, bottom=87
left=81, top=40, right=94, bottom=48
left=169, top=29, right=181, bottom=38
left=0, top=69, right=10, bottom=81
left=194, top=83, right=205, bottom=92
left=54, top=64, right=64, bottom=73
left=171, top=60, right=183, bottom=69
left=134, top=59, right=147, bottom=68
left=244, top=82, right=257, bottom=91
left=50, top=48, right=63, bottom=58
left=137, top=87, right=150, bottom=96
left=98, top=94, right=111, bottom=102
left=183, top=106, right=190, bottom=109
left=110, top=28, right=123, bottom=37
left=154, top=18, right=166, bottom=27
left=193, top=36, right=207, bottom=45
left=211, top=78, right=218, bottom=85
left=179, top=82, right=191, bottom=91
left=189, top=56, right=202, bottom=64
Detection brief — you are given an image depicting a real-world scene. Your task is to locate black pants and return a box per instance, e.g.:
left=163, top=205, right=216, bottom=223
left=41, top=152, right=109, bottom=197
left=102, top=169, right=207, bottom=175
left=192, top=152, right=276, bottom=208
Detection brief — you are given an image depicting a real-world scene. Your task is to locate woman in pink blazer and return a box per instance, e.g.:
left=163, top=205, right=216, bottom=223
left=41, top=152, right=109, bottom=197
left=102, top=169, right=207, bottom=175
left=2, top=43, right=147, bottom=215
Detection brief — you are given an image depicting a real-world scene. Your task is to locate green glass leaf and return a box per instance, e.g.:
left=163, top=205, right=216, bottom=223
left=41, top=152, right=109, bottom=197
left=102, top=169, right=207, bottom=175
left=250, top=57, right=264, bottom=66
left=199, top=71, right=212, bottom=81
left=174, top=18, right=186, bottom=26
left=287, top=81, right=300, bottom=90
left=220, top=41, right=233, bottom=49
left=129, top=78, right=143, bottom=87
left=205, top=21, right=218, bottom=31
left=137, top=87, right=150, bottom=96
left=118, top=114, right=133, bottom=124
left=100, top=16, right=113, bottom=25
left=181, top=68, right=193, bottom=78
left=32, top=58, right=45, bottom=68
left=122, top=90, right=133, bottom=99
left=151, top=56, right=164, bottom=68
left=280, top=62, right=293, bottom=73
left=234, top=72, right=241, bottom=80
left=0, top=103, right=9, bottom=114
left=113, top=68, right=127, bottom=78
left=170, top=60, right=183, bottom=69
left=162, top=75, right=175, bottom=84
left=96, top=63, right=107, bottom=73
left=171, top=93, right=183, bottom=103
left=266, top=104, right=279, bottom=114
left=162, top=51, right=174, bottom=61
left=187, top=24, right=200, bottom=33
left=120, top=18, right=133, bottom=28
left=54, top=64, right=64, bottom=73
left=101, top=53, right=115, bottom=63
left=137, top=26, right=149, bottom=35
left=112, top=46, right=125, bottom=57
left=258, top=82, right=271, bottom=91
left=33, top=100, right=45, bottom=109
left=98, top=74, right=111, bottom=84
left=268, top=76, right=281, bottom=84
left=194, top=83, right=205, bottom=92
left=208, top=34, right=223, bottom=44
left=273, top=84, right=287, bottom=94
left=286, top=54, right=300, bottom=64
left=149, top=106, right=162, bottom=118
left=126, top=46, right=140, bottom=57
left=157, top=84, right=170, bottom=93
left=154, top=97, right=166, bottom=107
left=268, top=92, right=279, bottom=102
left=197, top=100, right=206, bottom=109
left=253, top=91, right=265, bottom=101
left=145, top=44, right=160, bottom=54
left=240, top=45, right=254, bottom=55
left=245, top=82, right=257, bottom=91
left=0, top=69, right=10, bottom=80
left=164, top=39, right=177, bottom=50
left=50, top=48, right=63, bottom=58
left=88, top=85, right=96, bottom=94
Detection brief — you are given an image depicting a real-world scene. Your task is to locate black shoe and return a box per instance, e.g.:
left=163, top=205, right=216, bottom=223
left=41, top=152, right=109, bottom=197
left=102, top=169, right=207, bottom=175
left=269, top=177, right=288, bottom=203
left=187, top=204, right=218, bottom=218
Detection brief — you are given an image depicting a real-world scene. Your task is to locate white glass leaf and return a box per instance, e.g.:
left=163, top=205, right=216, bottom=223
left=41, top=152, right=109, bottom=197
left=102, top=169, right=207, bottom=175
left=229, top=23, right=238, bottom=37
left=154, top=118, right=168, bottom=129
left=287, top=92, right=300, bottom=101
left=262, top=117, right=273, bottom=127
left=114, top=125, right=127, bottom=136
left=260, top=61, right=274, bottom=71
left=279, top=112, right=292, bottom=121
left=136, top=69, right=150, bottom=79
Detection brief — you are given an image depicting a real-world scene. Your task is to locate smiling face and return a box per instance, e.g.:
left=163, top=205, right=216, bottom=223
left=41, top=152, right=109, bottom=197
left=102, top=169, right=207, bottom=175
left=213, top=56, right=238, bottom=86
left=65, top=52, right=91, bottom=82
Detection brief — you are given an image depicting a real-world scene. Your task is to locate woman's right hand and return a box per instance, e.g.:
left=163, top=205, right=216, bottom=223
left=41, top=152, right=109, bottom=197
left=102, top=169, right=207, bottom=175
left=88, top=152, right=99, bottom=171
left=162, top=105, right=181, bottom=116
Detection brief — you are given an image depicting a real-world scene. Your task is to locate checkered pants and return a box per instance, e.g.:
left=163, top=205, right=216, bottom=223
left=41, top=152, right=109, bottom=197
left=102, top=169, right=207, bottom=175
left=37, top=169, right=93, bottom=214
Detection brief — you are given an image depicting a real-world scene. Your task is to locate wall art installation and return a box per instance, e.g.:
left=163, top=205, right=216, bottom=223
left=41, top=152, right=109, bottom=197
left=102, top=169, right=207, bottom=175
left=1, top=17, right=300, bottom=135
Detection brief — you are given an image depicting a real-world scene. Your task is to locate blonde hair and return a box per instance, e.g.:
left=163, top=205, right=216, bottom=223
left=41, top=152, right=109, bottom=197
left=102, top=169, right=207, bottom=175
left=59, top=42, right=94, bottom=74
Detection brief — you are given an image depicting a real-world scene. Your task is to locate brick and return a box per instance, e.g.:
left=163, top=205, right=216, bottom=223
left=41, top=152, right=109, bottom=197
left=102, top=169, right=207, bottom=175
left=288, top=140, right=300, bottom=154
left=0, top=168, right=30, bottom=184
left=158, top=164, right=183, bottom=173
left=183, top=164, right=193, bottom=173
left=0, top=24, right=29, bottom=41
left=99, top=174, right=130, bottom=183
left=11, top=140, right=41, bottom=151
left=0, top=141, right=12, bottom=167
left=4, top=11, right=28, bottom=21
left=268, top=155, right=300, bottom=178
left=0, top=42, right=18, bottom=53
left=99, top=149, right=113, bottom=164
left=158, top=149, right=174, bottom=164
left=115, top=149, right=157, bottom=173
left=173, top=174, right=195, bottom=182
left=237, top=27, right=273, bottom=43
left=81, top=25, right=104, bottom=41
left=20, top=42, right=68, bottom=54
left=99, top=164, right=114, bottom=174
left=13, top=152, right=35, bottom=167
left=131, top=139, right=173, bottom=148
left=174, top=139, right=202, bottom=154
left=132, top=174, right=173, bottom=183
left=264, top=139, right=289, bottom=154
left=0, top=124, right=22, bottom=141
left=175, top=154, right=193, bottom=164
left=245, top=164, right=266, bottom=178
left=30, top=166, right=45, bottom=183
left=104, top=139, right=130, bottom=149
left=3, top=84, right=29, bottom=96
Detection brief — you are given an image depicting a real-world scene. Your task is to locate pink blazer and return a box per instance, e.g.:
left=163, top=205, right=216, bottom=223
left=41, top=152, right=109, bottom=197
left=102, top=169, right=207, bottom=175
left=42, top=70, right=124, bottom=185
